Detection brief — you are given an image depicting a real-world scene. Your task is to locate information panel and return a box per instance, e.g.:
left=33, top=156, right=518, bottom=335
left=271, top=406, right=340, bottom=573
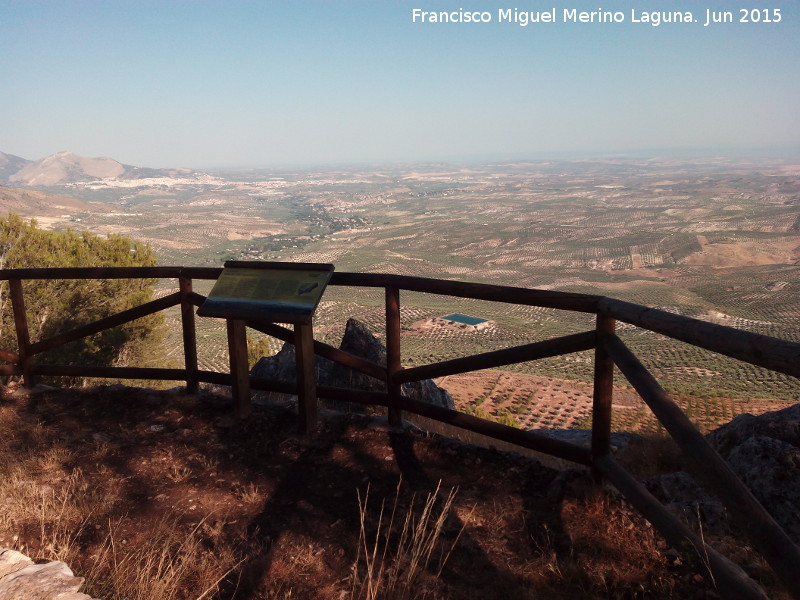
left=197, top=261, right=334, bottom=324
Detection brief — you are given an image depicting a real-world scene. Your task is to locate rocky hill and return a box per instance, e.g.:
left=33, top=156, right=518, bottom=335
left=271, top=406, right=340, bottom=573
left=0, top=152, right=30, bottom=183
left=1, top=150, right=194, bottom=186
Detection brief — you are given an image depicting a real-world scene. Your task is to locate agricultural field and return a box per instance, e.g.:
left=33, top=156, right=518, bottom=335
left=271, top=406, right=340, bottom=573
left=23, top=156, right=800, bottom=435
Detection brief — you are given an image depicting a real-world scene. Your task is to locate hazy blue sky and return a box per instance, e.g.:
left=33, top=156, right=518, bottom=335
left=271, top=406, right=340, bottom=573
left=2, top=0, right=798, bottom=168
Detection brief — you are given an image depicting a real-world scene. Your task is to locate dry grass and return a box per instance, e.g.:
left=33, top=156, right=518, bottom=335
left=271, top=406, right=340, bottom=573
left=1, top=384, right=785, bottom=599
left=0, top=468, right=244, bottom=599
left=559, top=491, right=673, bottom=596
left=0, top=396, right=245, bottom=600
left=234, top=482, right=263, bottom=504
left=351, top=480, right=467, bottom=600
left=81, top=513, right=244, bottom=600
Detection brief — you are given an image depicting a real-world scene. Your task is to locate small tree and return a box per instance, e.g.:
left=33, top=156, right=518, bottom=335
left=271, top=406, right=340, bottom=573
left=0, top=213, right=163, bottom=379
left=247, top=335, right=275, bottom=369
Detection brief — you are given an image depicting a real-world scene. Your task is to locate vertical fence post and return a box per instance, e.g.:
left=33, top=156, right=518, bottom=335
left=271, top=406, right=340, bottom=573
left=226, top=319, right=251, bottom=419
left=591, top=313, right=615, bottom=475
left=295, top=323, right=318, bottom=434
left=179, top=276, right=199, bottom=395
left=385, top=286, right=402, bottom=426
left=9, top=278, right=35, bottom=389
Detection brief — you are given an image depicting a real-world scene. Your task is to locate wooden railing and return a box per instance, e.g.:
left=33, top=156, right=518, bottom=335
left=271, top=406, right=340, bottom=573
left=1, top=266, right=799, bottom=599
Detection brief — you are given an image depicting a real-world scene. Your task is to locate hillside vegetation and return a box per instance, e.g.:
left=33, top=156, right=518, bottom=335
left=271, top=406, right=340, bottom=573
left=0, top=214, right=163, bottom=377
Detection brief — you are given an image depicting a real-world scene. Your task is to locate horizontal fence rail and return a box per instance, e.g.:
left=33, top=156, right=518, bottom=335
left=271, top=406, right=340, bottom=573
left=598, top=297, right=800, bottom=378
left=1, top=266, right=799, bottom=598
left=393, top=330, right=597, bottom=383
left=28, top=292, right=182, bottom=356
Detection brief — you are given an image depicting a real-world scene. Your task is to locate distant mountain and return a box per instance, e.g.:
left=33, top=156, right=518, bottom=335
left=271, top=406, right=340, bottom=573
left=0, top=152, right=32, bottom=183
left=2, top=150, right=195, bottom=186
left=9, top=151, right=126, bottom=185
left=0, top=185, right=112, bottom=218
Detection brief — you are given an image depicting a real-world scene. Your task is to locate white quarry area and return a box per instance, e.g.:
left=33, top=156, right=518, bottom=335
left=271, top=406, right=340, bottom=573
left=66, top=174, right=374, bottom=191
left=65, top=173, right=225, bottom=189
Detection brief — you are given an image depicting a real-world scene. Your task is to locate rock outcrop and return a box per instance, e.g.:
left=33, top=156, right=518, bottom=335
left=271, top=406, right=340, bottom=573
left=707, top=403, right=800, bottom=454
left=646, top=403, right=800, bottom=542
left=707, top=403, right=800, bottom=543
left=251, top=318, right=454, bottom=411
left=644, top=471, right=728, bottom=535
left=0, top=548, right=98, bottom=600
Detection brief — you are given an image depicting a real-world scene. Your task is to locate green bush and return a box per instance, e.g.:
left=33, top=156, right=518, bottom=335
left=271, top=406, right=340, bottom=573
left=0, top=213, right=162, bottom=379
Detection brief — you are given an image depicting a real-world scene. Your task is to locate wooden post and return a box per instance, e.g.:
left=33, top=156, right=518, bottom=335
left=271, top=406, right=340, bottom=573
left=385, top=286, right=402, bottom=426
left=591, top=314, right=615, bottom=473
left=226, top=319, right=251, bottom=418
left=9, top=278, right=34, bottom=388
left=179, top=276, right=199, bottom=395
left=294, top=323, right=318, bottom=433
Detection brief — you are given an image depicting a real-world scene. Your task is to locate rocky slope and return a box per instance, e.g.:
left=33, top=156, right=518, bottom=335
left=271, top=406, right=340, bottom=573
left=1, top=150, right=194, bottom=186
left=0, top=152, right=30, bottom=183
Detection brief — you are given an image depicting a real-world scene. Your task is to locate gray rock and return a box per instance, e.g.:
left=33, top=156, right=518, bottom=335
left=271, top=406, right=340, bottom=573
left=252, top=343, right=299, bottom=387
left=644, top=471, right=729, bottom=536
left=645, top=403, right=800, bottom=544
left=707, top=404, right=800, bottom=543
left=0, top=549, right=31, bottom=580
left=708, top=403, right=800, bottom=455
left=251, top=318, right=454, bottom=410
left=0, top=548, right=98, bottom=600
left=724, top=435, right=800, bottom=542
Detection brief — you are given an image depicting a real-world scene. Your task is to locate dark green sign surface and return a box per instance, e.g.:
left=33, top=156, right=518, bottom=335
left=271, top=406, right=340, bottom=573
left=197, top=261, right=334, bottom=324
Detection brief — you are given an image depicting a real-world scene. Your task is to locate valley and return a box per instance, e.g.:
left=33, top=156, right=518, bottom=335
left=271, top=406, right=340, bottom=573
left=2, top=154, right=799, bottom=431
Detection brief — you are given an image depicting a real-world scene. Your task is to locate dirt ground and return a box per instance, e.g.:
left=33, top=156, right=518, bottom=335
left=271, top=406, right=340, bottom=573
left=0, top=383, right=764, bottom=600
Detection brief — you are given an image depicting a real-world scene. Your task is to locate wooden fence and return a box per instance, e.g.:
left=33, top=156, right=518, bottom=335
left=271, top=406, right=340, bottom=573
left=1, top=266, right=799, bottom=599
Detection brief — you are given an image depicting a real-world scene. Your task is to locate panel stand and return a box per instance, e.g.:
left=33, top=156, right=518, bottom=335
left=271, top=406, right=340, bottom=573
left=295, top=323, right=318, bottom=434
left=203, top=261, right=332, bottom=432
left=385, top=286, right=402, bottom=425
left=226, top=318, right=318, bottom=432
left=227, top=319, right=252, bottom=419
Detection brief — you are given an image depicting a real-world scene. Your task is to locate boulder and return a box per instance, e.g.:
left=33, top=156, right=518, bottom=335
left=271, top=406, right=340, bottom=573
left=708, top=403, right=800, bottom=455
left=0, top=549, right=30, bottom=580
left=644, top=471, right=728, bottom=536
left=645, top=403, right=800, bottom=543
left=0, top=548, right=98, bottom=600
left=707, top=404, right=800, bottom=543
left=251, top=318, right=454, bottom=411
left=725, top=435, right=800, bottom=542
